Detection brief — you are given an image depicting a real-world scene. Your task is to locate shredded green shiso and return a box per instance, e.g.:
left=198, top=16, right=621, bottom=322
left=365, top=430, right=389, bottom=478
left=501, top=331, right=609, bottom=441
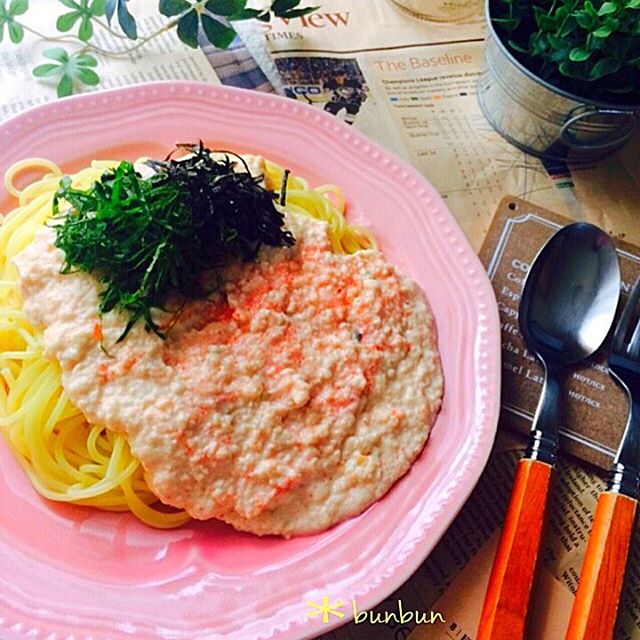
left=52, top=142, right=295, bottom=342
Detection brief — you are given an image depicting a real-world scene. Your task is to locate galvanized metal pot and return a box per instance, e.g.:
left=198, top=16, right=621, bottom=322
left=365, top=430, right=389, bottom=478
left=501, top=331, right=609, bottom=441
left=478, top=0, right=639, bottom=164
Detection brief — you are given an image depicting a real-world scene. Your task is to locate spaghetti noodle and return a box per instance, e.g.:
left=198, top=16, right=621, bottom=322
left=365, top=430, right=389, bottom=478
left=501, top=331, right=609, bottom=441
left=0, top=153, right=376, bottom=528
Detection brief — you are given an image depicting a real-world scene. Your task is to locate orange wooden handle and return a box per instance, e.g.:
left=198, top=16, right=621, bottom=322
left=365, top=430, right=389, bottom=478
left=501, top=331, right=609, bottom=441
left=477, top=458, right=553, bottom=640
left=564, top=492, right=637, bottom=640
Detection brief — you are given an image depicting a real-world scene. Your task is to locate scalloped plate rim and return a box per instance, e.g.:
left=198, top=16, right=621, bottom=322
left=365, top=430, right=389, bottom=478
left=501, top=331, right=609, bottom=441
left=0, top=81, right=501, bottom=640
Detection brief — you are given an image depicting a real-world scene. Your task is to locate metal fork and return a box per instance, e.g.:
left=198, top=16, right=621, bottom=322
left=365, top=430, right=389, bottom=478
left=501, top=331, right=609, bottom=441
left=565, top=275, right=640, bottom=640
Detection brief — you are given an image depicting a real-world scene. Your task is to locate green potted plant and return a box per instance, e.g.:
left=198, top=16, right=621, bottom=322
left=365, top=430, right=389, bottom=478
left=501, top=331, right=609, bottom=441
left=478, top=0, right=640, bottom=163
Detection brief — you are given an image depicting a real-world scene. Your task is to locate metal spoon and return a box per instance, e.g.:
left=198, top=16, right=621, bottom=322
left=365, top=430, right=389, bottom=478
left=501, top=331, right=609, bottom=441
left=477, top=222, right=620, bottom=640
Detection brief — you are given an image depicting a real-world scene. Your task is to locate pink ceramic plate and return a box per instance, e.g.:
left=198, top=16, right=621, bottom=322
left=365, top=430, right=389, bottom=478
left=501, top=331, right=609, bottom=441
left=0, top=82, right=500, bottom=640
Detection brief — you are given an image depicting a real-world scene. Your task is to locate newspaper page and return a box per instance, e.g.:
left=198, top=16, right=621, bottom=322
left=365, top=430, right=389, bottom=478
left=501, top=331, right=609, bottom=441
left=236, top=0, right=640, bottom=252
left=0, top=0, right=220, bottom=123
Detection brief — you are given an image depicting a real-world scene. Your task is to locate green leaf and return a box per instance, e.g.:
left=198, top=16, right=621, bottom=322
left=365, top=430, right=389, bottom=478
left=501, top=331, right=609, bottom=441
left=43, top=47, right=69, bottom=62
left=584, top=0, right=598, bottom=16
left=626, top=0, right=640, bottom=7
left=32, top=63, right=61, bottom=77
left=575, top=10, right=595, bottom=29
left=57, top=73, right=73, bottom=97
left=205, top=0, right=245, bottom=16
left=547, top=34, right=567, bottom=50
left=278, top=6, right=316, bottom=17
left=78, top=13, right=93, bottom=39
left=559, top=15, right=577, bottom=37
left=592, top=24, right=613, bottom=37
left=528, top=36, right=545, bottom=57
left=492, top=16, right=521, bottom=31
left=116, top=0, right=136, bottom=38
left=589, top=56, right=621, bottom=79
left=550, top=47, right=569, bottom=63
left=8, top=0, right=28, bottom=16
left=57, top=0, right=79, bottom=8
left=559, top=60, right=588, bottom=79
left=159, top=0, right=189, bottom=17
left=56, top=11, right=79, bottom=31
left=89, top=0, right=105, bottom=15
left=104, top=0, right=115, bottom=20
left=74, top=52, right=97, bottom=66
left=598, top=1, right=618, bottom=15
left=569, top=46, right=592, bottom=61
left=201, top=13, right=235, bottom=47
left=33, top=62, right=60, bottom=77
left=7, top=19, right=22, bottom=41
left=76, top=66, right=100, bottom=85
left=604, top=15, right=620, bottom=29
left=507, top=38, right=528, bottom=53
left=533, top=6, right=556, bottom=31
left=176, top=9, right=198, bottom=47
left=271, top=0, right=299, bottom=12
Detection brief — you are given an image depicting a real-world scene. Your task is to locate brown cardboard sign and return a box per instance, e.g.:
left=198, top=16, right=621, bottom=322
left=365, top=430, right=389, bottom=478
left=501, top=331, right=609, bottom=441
left=479, top=197, right=640, bottom=470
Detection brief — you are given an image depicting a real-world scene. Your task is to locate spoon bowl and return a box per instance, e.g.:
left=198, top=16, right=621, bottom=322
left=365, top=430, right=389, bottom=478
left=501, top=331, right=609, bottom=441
left=520, top=222, right=621, bottom=368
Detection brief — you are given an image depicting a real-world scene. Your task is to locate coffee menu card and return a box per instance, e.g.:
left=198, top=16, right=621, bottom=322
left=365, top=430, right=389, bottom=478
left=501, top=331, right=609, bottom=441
left=479, top=197, right=640, bottom=470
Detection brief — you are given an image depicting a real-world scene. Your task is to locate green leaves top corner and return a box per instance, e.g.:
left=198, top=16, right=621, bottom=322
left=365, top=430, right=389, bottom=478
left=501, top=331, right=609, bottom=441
left=10, top=0, right=321, bottom=101
left=0, top=0, right=29, bottom=43
left=56, top=0, right=106, bottom=42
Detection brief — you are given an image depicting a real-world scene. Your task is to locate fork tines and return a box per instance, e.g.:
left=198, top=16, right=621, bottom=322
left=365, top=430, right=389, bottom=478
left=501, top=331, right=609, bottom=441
left=612, top=275, right=640, bottom=359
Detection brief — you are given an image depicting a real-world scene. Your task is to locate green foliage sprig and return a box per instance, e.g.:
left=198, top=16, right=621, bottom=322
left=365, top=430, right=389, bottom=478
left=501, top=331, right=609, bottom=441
left=33, top=47, right=100, bottom=95
left=0, top=0, right=28, bottom=42
left=52, top=142, right=296, bottom=341
left=0, top=0, right=317, bottom=97
left=491, top=0, right=640, bottom=100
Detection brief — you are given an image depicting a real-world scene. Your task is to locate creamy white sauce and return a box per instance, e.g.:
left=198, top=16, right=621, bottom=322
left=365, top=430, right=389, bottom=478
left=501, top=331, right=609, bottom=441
left=14, top=169, right=443, bottom=537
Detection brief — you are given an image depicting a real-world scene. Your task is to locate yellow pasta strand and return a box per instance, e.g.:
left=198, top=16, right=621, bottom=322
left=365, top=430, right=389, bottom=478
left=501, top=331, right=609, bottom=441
left=0, top=154, right=375, bottom=529
left=264, top=159, right=377, bottom=254
left=4, top=157, right=62, bottom=200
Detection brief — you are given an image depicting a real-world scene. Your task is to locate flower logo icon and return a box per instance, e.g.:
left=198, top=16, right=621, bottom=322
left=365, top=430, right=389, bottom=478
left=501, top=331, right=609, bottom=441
left=307, top=595, right=346, bottom=623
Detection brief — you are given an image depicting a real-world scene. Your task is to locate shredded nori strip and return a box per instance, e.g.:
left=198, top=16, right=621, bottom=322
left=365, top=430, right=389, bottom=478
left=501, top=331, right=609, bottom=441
left=280, top=169, right=290, bottom=206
